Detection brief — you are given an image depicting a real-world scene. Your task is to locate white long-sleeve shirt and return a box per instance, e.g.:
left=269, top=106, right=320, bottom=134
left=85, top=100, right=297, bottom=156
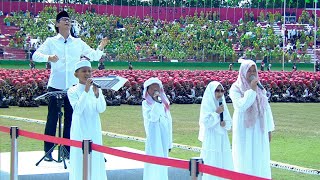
left=32, top=34, right=104, bottom=90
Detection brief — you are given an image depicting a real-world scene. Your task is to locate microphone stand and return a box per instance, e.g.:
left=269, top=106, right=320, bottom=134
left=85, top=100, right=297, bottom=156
left=35, top=91, right=69, bottom=169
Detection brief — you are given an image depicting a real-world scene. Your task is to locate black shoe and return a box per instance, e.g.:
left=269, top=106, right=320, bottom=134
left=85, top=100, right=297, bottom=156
left=44, top=153, right=53, bottom=162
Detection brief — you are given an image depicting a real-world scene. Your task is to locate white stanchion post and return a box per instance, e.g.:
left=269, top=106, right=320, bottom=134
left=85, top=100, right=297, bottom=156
left=10, top=126, right=19, bottom=180
left=82, top=139, right=92, bottom=180
left=189, top=157, right=203, bottom=180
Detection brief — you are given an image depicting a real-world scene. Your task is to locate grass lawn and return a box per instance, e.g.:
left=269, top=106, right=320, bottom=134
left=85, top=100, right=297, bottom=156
left=0, top=103, right=319, bottom=179
left=0, top=61, right=315, bottom=71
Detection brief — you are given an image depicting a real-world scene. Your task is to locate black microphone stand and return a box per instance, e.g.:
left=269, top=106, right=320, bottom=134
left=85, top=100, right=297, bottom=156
left=35, top=91, right=69, bottom=169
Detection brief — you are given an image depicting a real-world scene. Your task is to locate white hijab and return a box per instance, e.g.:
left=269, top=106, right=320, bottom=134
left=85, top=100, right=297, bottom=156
left=233, top=60, right=268, bottom=130
left=142, top=77, right=170, bottom=112
left=198, top=81, right=232, bottom=142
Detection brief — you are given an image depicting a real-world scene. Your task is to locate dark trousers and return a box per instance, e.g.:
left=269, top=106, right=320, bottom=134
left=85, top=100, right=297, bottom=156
left=44, top=87, right=73, bottom=153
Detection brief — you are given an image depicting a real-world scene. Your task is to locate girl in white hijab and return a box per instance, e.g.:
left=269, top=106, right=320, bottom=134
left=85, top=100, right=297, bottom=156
left=198, top=81, right=233, bottom=180
left=229, top=60, right=275, bottom=179
left=142, top=77, right=173, bottom=180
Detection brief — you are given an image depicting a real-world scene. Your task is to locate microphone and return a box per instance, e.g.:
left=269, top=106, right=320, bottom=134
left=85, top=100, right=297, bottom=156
left=64, top=39, right=67, bottom=44
left=153, top=91, right=162, bottom=103
left=92, top=81, right=101, bottom=88
left=249, top=75, right=264, bottom=90
left=219, top=99, right=223, bottom=122
left=157, top=96, right=162, bottom=103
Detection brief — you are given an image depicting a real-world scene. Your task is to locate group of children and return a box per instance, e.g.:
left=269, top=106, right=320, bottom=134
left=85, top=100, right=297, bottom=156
left=2, top=59, right=274, bottom=179
left=142, top=60, right=274, bottom=180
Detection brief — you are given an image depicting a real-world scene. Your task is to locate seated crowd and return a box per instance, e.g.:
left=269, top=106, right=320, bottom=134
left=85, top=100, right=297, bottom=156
left=1, top=75, right=320, bottom=109
left=3, top=6, right=319, bottom=63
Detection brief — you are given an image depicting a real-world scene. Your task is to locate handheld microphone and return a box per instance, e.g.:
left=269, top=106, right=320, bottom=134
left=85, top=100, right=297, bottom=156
left=153, top=91, right=162, bottom=103
left=249, top=75, right=264, bottom=90
left=219, top=99, right=223, bottom=122
left=92, top=81, right=101, bottom=88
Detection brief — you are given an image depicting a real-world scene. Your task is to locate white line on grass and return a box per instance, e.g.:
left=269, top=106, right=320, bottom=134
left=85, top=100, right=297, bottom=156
left=1, top=115, right=319, bottom=175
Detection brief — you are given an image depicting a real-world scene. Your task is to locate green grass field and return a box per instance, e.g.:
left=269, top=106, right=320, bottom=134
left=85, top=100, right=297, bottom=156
left=0, top=103, right=319, bottom=179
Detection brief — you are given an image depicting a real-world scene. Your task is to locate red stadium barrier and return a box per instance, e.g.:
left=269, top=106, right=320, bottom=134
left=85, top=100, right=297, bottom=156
left=0, top=125, right=270, bottom=179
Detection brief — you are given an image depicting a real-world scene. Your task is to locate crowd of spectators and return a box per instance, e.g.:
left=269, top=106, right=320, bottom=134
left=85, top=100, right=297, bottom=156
left=0, top=78, right=47, bottom=108
left=1, top=69, right=320, bottom=109
left=3, top=7, right=319, bottom=63
left=1, top=7, right=320, bottom=108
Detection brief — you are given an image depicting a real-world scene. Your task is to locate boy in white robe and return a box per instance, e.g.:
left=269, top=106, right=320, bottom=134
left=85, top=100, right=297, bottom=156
left=67, top=60, right=107, bottom=180
left=229, top=60, right=275, bottom=179
left=142, top=77, right=173, bottom=180
left=198, top=81, right=234, bottom=180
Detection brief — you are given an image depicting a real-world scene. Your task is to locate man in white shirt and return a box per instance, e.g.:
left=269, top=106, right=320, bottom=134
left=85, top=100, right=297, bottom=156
left=32, top=11, right=108, bottom=161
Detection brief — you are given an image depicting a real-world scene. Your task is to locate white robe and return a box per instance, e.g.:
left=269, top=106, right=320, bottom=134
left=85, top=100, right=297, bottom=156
left=199, top=82, right=233, bottom=180
left=229, top=87, right=275, bottom=179
left=142, top=100, right=173, bottom=180
left=200, top=111, right=234, bottom=180
left=67, top=84, right=107, bottom=180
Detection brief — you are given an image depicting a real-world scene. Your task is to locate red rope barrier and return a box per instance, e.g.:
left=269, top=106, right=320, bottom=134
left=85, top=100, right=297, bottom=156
left=92, top=144, right=189, bottom=169
left=0, top=125, right=270, bottom=179
left=0, top=126, right=10, bottom=134
left=199, top=164, right=270, bottom=180
left=18, top=129, right=82, bottom=149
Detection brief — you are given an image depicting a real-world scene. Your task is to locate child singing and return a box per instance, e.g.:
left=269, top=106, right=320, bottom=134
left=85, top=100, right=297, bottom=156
left=67, top=60, right=107, bottom=180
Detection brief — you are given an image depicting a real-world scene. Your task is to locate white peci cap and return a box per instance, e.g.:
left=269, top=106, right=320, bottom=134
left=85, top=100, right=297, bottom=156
left=75, top=60, right=91, bottom=72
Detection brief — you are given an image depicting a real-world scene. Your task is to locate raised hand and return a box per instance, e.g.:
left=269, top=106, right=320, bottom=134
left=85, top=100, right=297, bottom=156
left=93, top=85, right=99, bottom=98
left=85, top=78, right=93, bottom=93
left=250, top=77, right=258, bottom=91
left=220, top=120, right=226, bottom=127
left=99, top=37, right=109, bottom=50
left=215, top=104, right=224, bottom=114
left=48, top=55, right=59, bottom=62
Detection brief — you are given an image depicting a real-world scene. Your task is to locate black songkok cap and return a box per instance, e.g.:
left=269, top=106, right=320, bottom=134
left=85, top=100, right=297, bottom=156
left=56, top=11, right=69, bottom=21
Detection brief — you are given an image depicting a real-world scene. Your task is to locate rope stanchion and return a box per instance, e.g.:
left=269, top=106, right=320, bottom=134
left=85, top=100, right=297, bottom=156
left=0, top=125, right=281, bottom=180
left=0, top=115, right=202, bottom=152
left=82, top=140, right=92, bottom=180
left=10, top=126, right=19, bottom=180
left=189, top=157, right=203, bottom=180
left=3, top=115, right=319, bottom=176
left=2, top=116, right=320, bottom=175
